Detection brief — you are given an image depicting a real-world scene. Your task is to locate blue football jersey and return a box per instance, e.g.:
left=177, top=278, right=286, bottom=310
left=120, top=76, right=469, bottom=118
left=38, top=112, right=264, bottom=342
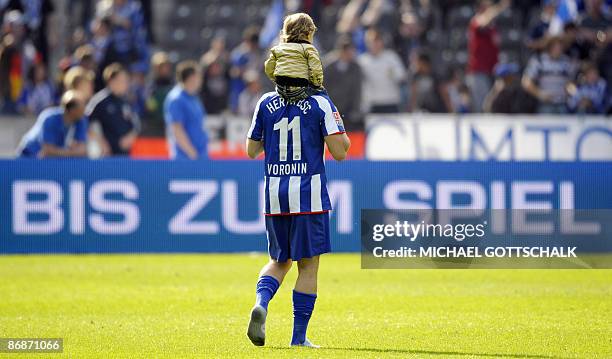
left=247, top=92, right=345, bottom=215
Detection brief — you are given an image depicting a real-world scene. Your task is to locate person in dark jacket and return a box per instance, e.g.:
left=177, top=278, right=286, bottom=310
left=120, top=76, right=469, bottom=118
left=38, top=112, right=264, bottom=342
left=484, top=63, right=537, bottom=114
left=85, top=63, right=139, bottom=156
left=323, top=36, right=363, bottom=131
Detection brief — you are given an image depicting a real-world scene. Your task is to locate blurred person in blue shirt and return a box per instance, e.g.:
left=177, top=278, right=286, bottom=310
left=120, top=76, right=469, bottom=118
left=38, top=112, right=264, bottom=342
left=229, top=27, right=262, bottom=112
left=569, top=62, right=608, bottom=114
left=164, top=60, right=207, bottom=160
left=95, top=0, right=147, bottom=66
left=526, top=0, right=558, bottom=51
left=17, top=90, right=87, bottom=158
left=18, top=62, right=56, bottom=116
left=127, top=64, right=147, bottom=120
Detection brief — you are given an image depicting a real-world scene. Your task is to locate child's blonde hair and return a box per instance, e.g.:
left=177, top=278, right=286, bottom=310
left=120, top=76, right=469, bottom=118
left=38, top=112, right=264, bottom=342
left=281, top=13, right=317, bottom=43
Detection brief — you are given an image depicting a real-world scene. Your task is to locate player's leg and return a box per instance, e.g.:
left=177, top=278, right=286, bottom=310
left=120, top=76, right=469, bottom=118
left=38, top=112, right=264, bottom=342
left=291, top=256, right=320, bottom=347
left=247, top=216, right=292, bottom=346
left=247, top=259, right=292, bottom=346
left=294, top=256, right=318, bottom=293
left=255, top=258, right=292, bottom=312
left=288, top=212, right=330, bottom=348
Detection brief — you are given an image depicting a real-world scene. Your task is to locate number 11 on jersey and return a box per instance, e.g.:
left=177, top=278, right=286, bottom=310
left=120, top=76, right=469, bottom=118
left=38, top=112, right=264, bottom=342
left=273, top=116, right=301, bottom=161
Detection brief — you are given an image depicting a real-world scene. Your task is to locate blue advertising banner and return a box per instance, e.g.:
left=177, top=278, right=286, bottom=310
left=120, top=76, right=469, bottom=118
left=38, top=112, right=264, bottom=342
left=1, top=160, right=611, bottom=254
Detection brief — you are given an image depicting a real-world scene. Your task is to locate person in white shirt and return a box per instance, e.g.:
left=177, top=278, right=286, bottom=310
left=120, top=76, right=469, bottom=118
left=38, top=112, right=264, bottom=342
left=357, top=29, right=407, bottom=113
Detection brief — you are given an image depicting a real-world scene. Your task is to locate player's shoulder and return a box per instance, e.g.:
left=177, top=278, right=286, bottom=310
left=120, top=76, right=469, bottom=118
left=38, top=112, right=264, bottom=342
left=164, top=85, right=184, bottom=102
left=259, top=91, right=278, bottom=103
left=39, top=107, right=63, bottom=123
left=255, top=91, right=279, bottom=110
left=86, top=88, right=111, bottom=113
left=310, top=93, right=336, bottom=114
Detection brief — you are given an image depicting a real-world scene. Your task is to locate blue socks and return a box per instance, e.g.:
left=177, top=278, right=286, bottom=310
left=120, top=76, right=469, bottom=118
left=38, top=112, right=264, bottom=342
left=291, top=290, right=317, bottom=345
left=255, top=277, right=318, bottom=345
left=255, top=275, right=280, bottom=311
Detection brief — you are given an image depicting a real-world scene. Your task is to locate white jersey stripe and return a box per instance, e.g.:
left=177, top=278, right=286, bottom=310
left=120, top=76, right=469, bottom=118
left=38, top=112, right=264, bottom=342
left=262, top=176, right=267, bottom=213
left=312, top=95, right=340, bottom=134
left=288, top=176, right=301, bottom=213
left=247, top=92, right=275, bottom=139
left=268, top=176, right=281, bottom=214
left=310, top=174, right=322, bottom=212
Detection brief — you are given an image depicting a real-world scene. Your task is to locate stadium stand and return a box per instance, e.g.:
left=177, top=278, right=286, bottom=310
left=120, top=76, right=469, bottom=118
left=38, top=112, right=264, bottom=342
left=0, top=0, right=610, bottom=158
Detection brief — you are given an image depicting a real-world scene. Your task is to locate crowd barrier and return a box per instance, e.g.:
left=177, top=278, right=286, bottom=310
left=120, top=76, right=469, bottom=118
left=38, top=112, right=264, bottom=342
left=366, top=114, right=612, bottom=161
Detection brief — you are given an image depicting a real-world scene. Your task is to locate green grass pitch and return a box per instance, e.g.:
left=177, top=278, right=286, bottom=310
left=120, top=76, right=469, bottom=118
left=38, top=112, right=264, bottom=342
left=1, top=254, right=611, bottom=358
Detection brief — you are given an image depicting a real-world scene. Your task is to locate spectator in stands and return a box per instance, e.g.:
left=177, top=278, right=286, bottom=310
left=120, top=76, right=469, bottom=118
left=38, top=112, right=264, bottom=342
left=238, top=70, right=263, bottom=117
left=144, top=51, right=173, bottom=136
left=596, top=28, right=612, bottom=92
left=95, top=0, right=149, bottom=73
left=300, top=0, right=332, bottom=25
left=64, top=65, right=109, bottom=156
left=201, top=36, right=230, bottom=114
left=1, top=0, right=55, bottom=65
left=163, top=60, right=207, bottom=160
left=0, top=10, right=38, bottom=114
left=358, top=28, right=406, bottom=113
left=581, top=0, right=612, bottom=37
left=17, top=90, right=87, bottom=158
left=563, top=22, right=591, bottom=61
left=139, top=0, right=154, bottom=43
left=359, top=0, right=399, bottom=37
left=336, top=0, right=368, bottom=54
left=74, top=44, right=98, bottom=73
left=394, top=0, right=431, bottom=65
left=57, top=45, right=96, bottom=94
left=522, top=36, right=575, bottom=114
left=90, top=16, right=111, bottom=66
left=456, top=84, right=474, bottom=114
left=86, top=63, right=139, bottom=156
left=440, top=66, right=472, bottom=114
left=409, top=52, right=445, bottom=113
left=323, top=36, right=363, bottom=131
left=68, top=25, right=88, bottom=53
left=568, top=62, right=608, bottom=113
left=18, top=62, right=55, bottom=116
left=63, top=66, right=95, bottom=101
left=229, top=26, right=262, bottom=113
left=66, top=0, right=94, bottom=30
left=526, top=0, right=557, bottom=51
left=466, top=0, right=510, bottom=112
left=484, top=62, right=536, bottom=113
left=582, top=1, right=612, bottom=85
left=128, top=63, right=147, bottom=119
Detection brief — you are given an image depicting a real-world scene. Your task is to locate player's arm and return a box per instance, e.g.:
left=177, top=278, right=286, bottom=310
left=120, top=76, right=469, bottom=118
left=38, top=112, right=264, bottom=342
left=325, top=133, right=351, bottom=161
left=86, top=104, right=113, bottom=156
left=246, top=94, right=267, bottom=159
left=88, top=128, right=111, bottom=156
left=246, top=138, right=264, bottom=159
left=40, top=142, right=87, bottom=158
left=317, top=96, right=350, bottom=161
left=171, top=123, right=198, bottom=159
left=166, top=100, right=198, bottom=159
left=39, top=117, right=87, bottom=158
